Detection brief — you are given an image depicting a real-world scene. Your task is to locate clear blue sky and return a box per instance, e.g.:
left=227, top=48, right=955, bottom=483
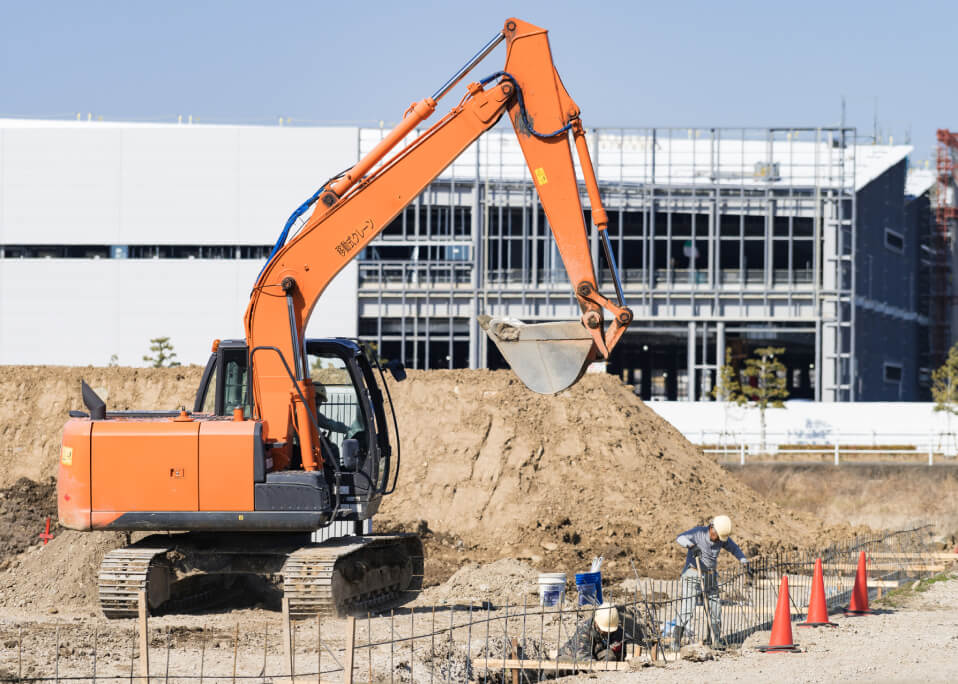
left=1, top=0, right=951, bottom=162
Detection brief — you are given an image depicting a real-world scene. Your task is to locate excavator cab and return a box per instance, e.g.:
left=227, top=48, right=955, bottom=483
left=193, top=338, right=393, bottom=522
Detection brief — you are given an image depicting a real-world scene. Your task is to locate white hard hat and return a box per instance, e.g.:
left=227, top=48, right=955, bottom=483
left=712, top=515, right=732, bottom=541
left=593, top=602, right=619, bottom=633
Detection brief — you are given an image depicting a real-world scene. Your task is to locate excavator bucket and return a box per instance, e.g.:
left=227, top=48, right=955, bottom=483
left=479, top=315, right=597, bottom=394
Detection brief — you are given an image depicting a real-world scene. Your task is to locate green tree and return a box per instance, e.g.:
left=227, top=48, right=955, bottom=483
left=932, top=343, right=958, bottom=416
left=712, top=347, right=743, bottom=404
left=740, top=346, right=789, bottom=453
left=143, top=337, right=181, bottom=368
left=932, top=343, right=958, bottom=452
left=712, top=347, right=744, bottom=452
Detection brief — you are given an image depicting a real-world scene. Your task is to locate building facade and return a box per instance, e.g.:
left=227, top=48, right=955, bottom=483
left=0, top=119, right=936, bottom=400
left=359, top=126, right=932, bottom=401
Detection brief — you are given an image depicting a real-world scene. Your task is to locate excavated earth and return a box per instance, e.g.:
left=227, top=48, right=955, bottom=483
left=0, top=478, right=58, bottom=561
left=378, top=369, right=852, bottom=585
left=0, top=365, right=856, bottom=616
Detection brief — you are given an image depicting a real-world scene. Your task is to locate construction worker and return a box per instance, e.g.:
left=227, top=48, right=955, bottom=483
left=313, top=384, right=350, bottom=434
left=671, top=515, right=750, bottom=650
left=559, top=602, right=626, bottom=661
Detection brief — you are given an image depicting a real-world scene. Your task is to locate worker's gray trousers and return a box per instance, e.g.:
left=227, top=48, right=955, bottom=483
left=675, top=567, right=721, bottom=638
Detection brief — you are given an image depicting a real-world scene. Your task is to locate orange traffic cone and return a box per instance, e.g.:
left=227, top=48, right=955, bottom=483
left=799, top=558, right=837, bottom=627
left=757, top=575, right=799, bottom=652
left=844, top=550, right=874, bottom=615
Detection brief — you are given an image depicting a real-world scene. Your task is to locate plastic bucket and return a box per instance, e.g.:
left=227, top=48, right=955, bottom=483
left=538, top=573, right=567, bottom=607
left=575, top=571, right=603, bottom=606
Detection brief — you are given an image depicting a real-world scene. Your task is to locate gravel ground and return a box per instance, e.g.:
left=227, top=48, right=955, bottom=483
left=575, top=571, right=958, bottom=683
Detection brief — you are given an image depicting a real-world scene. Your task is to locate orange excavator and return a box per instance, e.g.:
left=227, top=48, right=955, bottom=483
left=58, top=18, right=632, bottom=618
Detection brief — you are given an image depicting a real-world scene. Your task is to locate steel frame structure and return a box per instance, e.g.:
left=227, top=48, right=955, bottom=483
left=357, top=126, right=859, bottom=401
left=933, top=129, right=958, bottom=368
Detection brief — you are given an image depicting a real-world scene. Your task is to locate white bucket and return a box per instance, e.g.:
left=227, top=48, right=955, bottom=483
left=538, top=572, right=567, bottom=607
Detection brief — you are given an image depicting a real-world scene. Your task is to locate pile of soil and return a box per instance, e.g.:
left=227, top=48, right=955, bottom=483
left=413, top=558, right=540, bottom=606
left=0, top=478, right=59, bottom=561
left=377, top=370, right=850, bottom=581
left=0, top=365, right=849, bottom=613
left=0, top=530, right=127, bottom=613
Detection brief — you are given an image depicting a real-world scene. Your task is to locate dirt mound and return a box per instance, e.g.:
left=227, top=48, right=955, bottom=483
left=378, top=370, right=848, bottom=580
left=0, top=478, right=59, bottom=560
left=413, top=558, right=540, bottom=606
left=0, top=364, right=847, bottom=611
left=0, top=366, right=203, bottom=487
left=0, top=530, right=126, bottom=613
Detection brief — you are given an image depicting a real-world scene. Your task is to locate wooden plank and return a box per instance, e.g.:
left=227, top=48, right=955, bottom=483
left=817, top=564, right=944, bottom=572
left=137, top=590, right=149, bottom=684
left=756, top=578, right=899, bottom=588
left=343, top=616, right=356, bottom=684
left=282, top=597, right=294, bottom=680
left=867, top=553, right=958, bottom=561
left=472, top=658, right=627, bottom=672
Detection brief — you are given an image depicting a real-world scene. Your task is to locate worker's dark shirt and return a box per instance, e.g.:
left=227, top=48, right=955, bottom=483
left=559, top=618, right=625, bottom=661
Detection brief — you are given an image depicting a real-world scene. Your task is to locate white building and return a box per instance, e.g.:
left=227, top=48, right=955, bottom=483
left=0, top=119, right=360, bottom=365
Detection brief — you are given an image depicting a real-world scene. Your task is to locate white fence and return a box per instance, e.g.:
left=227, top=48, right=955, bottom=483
left=644, top=401, right=958, bottom=466
left=700, top=432, right=958, bottom=466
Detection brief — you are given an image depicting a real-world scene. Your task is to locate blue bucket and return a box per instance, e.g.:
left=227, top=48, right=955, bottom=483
left=574, top=571, right=603, bottom=606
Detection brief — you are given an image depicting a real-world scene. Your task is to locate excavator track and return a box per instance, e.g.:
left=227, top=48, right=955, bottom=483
left=97, top=546, right=172, bottom=619
left=283, top=535, right=424, bottom=617
left=96, top=534, right=423, bottom=619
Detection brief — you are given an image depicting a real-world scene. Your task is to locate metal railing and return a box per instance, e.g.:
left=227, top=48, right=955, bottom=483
left=359, top=261, right=473, bottom=287
left=693, top=430, right=958, bottom=466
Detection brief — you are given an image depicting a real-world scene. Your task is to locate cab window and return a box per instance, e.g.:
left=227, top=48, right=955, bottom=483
left=223, top=349, right=249, bottom=416
left=307, top=352, right=367, bottom=448
left=201, top=364, right=217, bottom=414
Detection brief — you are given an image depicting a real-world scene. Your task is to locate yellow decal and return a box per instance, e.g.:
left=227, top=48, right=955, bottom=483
left=61, top=446, right=73, bottom=466
left=238, top=514, right=244, bottom=520
left=534, top=167, right=548, bottom=185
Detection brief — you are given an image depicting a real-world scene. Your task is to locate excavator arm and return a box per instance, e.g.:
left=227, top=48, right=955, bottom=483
left=244, top=18, right=632, bottom=471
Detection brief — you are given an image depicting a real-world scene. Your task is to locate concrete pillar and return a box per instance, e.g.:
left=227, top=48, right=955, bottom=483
left=687, top=321, right=696, bottom=401
left=814, top=317, right=822, bottom=402
left=470, top=147, right=482, bottom=369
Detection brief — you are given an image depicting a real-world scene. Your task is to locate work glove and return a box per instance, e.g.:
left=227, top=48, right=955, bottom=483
left=745, top=563, right=755, bottom=578
left=690, top=546, right=702, bottom=561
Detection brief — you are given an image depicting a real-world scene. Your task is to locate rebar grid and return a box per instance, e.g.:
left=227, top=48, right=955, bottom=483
left=0, top=526, right=945, bottom=683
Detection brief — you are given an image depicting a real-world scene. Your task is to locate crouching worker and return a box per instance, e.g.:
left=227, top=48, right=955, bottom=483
left=671, top=515, right=750, bottom=650
left=558, top=602, right=625, bottom=661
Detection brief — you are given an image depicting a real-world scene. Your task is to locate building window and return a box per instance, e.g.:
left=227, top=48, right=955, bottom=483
left=884, top=229, right=904, bottom=254
left=883, top=362, right=903, bottom=383
left=0, top=244, right=272, bottom=259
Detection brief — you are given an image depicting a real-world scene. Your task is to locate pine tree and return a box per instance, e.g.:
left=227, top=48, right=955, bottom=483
left=932, top=343, right=958, bottom=416
left=932, top=343, right=958, bottom=450
left=740, top=346, right=789, bottom=453
left=712, top=347, right=743, bottom=404
left=143, top=337, right=181, bottom=368
left=712, top=347, right=744, bottom=452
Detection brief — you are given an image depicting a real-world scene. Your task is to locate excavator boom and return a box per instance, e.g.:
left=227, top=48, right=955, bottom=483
left=245, top=18, right=633, bottom=470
